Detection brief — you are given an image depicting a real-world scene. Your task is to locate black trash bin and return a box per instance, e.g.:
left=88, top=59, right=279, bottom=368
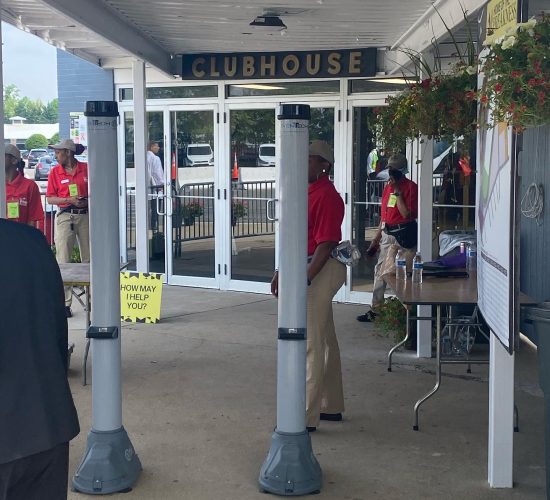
left=524, top=302, right=550, bottom=500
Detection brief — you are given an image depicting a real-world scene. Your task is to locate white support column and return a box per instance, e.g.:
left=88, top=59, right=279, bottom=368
left=488, top=334, right=514, bottom=487
left=133, top=60, right=149, bottom=271
left=0, top=15, right=6, bottom=219
left=416, top=137, right=433, bottom=357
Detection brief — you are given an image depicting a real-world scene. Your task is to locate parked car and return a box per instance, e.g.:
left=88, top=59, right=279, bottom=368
left=19, top=149, right=29, bottom=160
left=185, top=143, right=214, bottom=166
left=28, top=148, right=49, bottom=167
left=34, top=155, right=57, bottom=180
left=257, top=143, right=276, bottom=167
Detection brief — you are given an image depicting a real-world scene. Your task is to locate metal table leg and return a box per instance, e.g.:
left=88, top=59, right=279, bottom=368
left=82, top=339, right=90, bottom=386
left=388, top=307, right=410, bottom=372
left=82, top=285, right=91, bottom=386
left=414, top=304, right=442, bottom=431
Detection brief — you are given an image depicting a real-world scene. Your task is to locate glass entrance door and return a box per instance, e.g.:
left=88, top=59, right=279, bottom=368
left=226, top=103, right=337, bottom=292
left=347, top=102, right=392, bottom=303
left=166, top=106, right=218, bottom=286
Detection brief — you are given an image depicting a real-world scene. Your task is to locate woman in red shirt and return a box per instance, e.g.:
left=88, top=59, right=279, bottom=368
left=4, top=145, right=44, bottom=227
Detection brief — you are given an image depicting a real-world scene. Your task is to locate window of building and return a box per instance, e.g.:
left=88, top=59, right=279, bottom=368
left=119, top=86, right=218, bottom=101
left=227, top=80, right=340, bottom=97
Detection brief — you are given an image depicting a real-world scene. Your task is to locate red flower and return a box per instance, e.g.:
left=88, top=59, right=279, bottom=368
left=510, top=71, right=521, bottom=78
left=538, top=91, right=545, bottom=105
left=494, top=83, right=503, bottom=93
left=480, top=95, right=489, bottom=104
left=465, top=90, right=477, bottom=101
left=420, top=78, right=431, bottom=89
left=528, top=78, right=538, bottom=87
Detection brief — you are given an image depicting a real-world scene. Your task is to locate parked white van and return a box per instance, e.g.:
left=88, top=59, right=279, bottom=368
left=186, top=143, right=214, bottom=166
left=257, top=143, right=276, bottom=167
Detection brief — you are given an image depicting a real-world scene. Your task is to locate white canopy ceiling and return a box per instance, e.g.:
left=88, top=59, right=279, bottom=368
left=1, top=0, right=487, bottom=77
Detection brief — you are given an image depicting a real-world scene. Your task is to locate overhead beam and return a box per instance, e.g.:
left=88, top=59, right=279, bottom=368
left=38, top=0, right=175, bottom=76
left=387, top=0, right=486, bottom=74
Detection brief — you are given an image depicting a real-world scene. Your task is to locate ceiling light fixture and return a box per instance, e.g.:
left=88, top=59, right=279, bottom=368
left=249, top=15, right=287, bottom=31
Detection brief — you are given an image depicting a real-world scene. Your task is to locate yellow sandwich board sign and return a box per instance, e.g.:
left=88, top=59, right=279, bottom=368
left=120, top=272, right=164, bottom=323
left=486, top=0, right=518, bottom=45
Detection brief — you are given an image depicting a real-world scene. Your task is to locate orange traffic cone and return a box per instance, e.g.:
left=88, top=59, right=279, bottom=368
left=171, top=152, right=177, bottom=180
left=232, top=152, right=240, bottom=183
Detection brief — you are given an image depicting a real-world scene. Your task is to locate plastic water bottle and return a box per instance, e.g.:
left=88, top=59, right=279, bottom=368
left=412, top=252, right=423, bottom=284
left=395, top=253, right=407, bottom=281
left=467, top=243, right=477, bottom=271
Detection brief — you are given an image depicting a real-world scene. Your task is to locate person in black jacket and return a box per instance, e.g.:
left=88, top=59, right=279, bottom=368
left=0, top=219, right=79, bottom=500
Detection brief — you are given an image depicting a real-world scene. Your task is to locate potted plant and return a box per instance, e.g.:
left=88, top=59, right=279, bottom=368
left=175, top=200, right=204, bottom=226
left=231, top=201, right=248, bottom=226
left=375, top=297, right=408, bottom=343
left=374, top=12, right=478, bottom=153
left=374, top=64, right=478, bottom=153
left=478, top=16, right=550, bottom=131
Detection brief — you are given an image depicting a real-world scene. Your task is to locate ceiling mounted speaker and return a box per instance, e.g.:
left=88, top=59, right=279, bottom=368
left=249, top=15, right=287, bottom=30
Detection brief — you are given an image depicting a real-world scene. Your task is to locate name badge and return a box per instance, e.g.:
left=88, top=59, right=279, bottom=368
left=69, top=184, right=79, bottom=197
left=7, top=201, right=19, bottom=219
left=61, top=179, right=69, bottom=184
left=387, top=193, right=397, bottom=208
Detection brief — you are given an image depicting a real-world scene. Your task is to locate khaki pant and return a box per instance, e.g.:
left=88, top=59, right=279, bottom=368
left=371, top=231, right=416, bottom=310
left=306, top=258, right=347, bottom=428
left=55, top=211, right=90, bottom=306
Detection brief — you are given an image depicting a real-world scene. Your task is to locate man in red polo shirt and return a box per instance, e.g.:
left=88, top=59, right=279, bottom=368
left=357, top=153, right=418, bottom=322
left=271, top=140, right=347, bottom=432
left=46, top=139, right=89, bottom=317
left=4, top=144, right=44, bottom=226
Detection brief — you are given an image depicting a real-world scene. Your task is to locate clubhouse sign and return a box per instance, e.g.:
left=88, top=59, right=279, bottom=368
left=181, top=48, right=377, bottom=80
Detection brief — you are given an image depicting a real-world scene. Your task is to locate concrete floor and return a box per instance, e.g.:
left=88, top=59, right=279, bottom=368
left=66, top=286, right=545, bottom=499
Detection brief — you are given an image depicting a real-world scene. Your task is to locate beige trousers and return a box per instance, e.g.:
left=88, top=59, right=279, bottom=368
left=306, top=258, right=347, bottom=427
left=371, top=231, right=416, bottom=310
left=55, top=211, right=90, bottom=306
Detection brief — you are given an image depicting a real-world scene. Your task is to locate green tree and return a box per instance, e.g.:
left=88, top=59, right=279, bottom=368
left=3, top=84, right=20, bottom=122
left=3, top=85, right=58, bottom=124
left=43, top=99, right=58, bottom=123
left=49, top=132, right=60, bottom=144
left=26, top=133, right=48, bottom=150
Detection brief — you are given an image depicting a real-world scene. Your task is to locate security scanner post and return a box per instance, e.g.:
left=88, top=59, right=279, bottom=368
left=73, top=101, right=142, bottom=494
left=259, top=104, right=322, bottom=496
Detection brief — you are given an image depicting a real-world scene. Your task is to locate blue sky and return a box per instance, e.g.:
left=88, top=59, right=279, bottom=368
left=2, top=22, right=57, bottom=102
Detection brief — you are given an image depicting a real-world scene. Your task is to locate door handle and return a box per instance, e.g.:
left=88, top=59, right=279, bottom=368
left=155, top=191, right=166, bottom=216
left=266, top=198, right=278, bottom=221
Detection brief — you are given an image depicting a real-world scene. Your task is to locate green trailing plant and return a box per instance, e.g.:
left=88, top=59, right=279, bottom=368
left=478, top=15, right=550, bottom=131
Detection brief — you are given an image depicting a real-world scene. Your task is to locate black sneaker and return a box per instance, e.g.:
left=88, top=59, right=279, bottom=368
left=306, top=426, right=317, bottom=433
left=356, top=311, right=377, bottom=322
left=320, top=412, right=342, bottom=421
left=65, top=307, right=72, bottom=318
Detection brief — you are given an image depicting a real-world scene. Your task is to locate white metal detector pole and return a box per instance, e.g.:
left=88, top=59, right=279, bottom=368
left=73, top=101, right=141, bottom=494
left=259, top=104, right=322, bottom=496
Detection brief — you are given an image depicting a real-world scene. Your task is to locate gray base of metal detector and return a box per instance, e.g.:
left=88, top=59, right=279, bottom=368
left=72, top=426, right=142, bottom=495
left=259, top=429, right=322, bottom=496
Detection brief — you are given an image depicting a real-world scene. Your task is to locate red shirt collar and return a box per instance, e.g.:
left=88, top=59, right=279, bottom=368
left=6, top=172, right=24, bottom=187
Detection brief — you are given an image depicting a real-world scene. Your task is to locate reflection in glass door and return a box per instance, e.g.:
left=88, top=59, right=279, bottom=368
left=350, top=106, right=391, bottom=295
left=147, top=111, right=166, bottom=274
left=121, top=110, right=165, bottom=273
left=228, top=106, right=336, bottom=285
left=169, top=109, right=216, bottom=281
left=229, top=108, right=276, bottom=283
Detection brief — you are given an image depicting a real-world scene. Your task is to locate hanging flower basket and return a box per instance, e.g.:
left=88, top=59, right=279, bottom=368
left=478, top=16, right=550, bottom=131
left=374, top=67, right=478, bottom=153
